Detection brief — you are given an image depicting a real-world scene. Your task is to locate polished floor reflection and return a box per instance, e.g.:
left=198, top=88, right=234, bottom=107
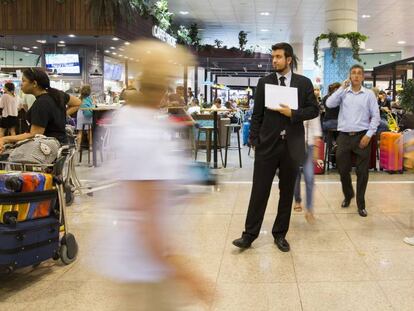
left=1, top=148, right=414, bottom=310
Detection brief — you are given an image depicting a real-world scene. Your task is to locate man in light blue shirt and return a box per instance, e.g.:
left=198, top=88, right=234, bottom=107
left=326, top=64, right=380, bottom=217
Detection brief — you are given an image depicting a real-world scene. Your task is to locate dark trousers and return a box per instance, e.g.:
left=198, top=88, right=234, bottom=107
left=336, top=133, right=371, bottom=209
left=243, top=140, right=299, bottom=240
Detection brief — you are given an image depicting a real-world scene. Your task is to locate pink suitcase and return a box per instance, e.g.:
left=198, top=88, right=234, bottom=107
left=380, top=132, right=403, bottom=174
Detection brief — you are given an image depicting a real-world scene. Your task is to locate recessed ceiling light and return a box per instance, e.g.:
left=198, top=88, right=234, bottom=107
left=110, top=46, right=116, bottom=50
left=180, top=11, right=189, bottom=15
left=124, top=42, right=130, bottom=45
left=112, top=52, right=117, bottom=55
left=361, top=14, right=371, bottom=18
left=57, top=44, right=66, bottom=47
left=22, top=47, right=30, bottom=51
left=398, top=41, right=406, bottom=44
left=260, top=12, right=270, bottom=16
left=118, top=48, right=124, bottom=51
left=124, top=56, right=128, bottom=59
left=105, top=50, right=110, bottom=53
left=366, top=48, right=373, bottom=51
left=68, top=34, right=76, bottom=38
left=261, top=29, right=269, bottom=32
left=32, top=46, right=38, bottom=49
left=59, top=41, right=65, bottom=44
left=112, top=37, right=119, bottom=41
left=36, top=40, right=46, bottom=44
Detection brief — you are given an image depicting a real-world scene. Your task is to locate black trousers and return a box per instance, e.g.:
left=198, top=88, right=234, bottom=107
left=336, top=133, right=371, bottom=209
left=243, top=140, right=299, bottom=240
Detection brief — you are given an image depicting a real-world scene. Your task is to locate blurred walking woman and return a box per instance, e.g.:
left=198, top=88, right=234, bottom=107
left=0, top=82, right=19, bottom=137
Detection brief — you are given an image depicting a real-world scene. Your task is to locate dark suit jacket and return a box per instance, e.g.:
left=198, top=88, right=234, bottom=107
left=249, top=72, right=319, bottom=165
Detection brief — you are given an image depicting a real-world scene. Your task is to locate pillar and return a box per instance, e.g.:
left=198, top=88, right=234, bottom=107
left=323, top=0, right=359, bottom=93
left=290, top=43, right=303, bottom=75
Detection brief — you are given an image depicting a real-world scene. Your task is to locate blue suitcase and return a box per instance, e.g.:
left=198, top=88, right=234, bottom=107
left=0, top=217, right=60, bottom=273
left=243, top=122, right=250, bottom=145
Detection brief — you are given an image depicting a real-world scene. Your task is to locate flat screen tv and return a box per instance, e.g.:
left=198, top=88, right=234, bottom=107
left=104, top=62, right=123, bottom=81
left=45, top=54, right=81, bottom=75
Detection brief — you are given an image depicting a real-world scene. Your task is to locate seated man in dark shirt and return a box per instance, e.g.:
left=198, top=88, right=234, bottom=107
left=0, top=68, right=80, bottom=152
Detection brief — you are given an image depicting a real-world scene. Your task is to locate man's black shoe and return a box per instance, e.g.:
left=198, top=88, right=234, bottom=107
left=341, top=195, right=354, bottom=208
left=232, top=236, right=253, bottom=249
left=274, top=237, right=290, bottom=252
left=358, top=208, right=368, bottom=217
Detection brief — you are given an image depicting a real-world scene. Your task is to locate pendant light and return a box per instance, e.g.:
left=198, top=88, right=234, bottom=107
left=49, top=35, right=62, bottom=78
left=90, top=35, right=103, bottom=76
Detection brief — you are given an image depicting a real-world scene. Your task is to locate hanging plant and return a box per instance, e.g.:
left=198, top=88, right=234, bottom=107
left=214, top=39, right=223, bottom=49
left=152, top=0, right=173, bottom=31
left=87, top=0, right=139, bottom=27
left=238, top=31, right=248, bottom=51
left=399, top=79, right=414, bottom=113
left=313, top=32, right=368, bottom=66
left=176, top=25, right=191, bottom=45
left=189, top=23, right=200, bottom=47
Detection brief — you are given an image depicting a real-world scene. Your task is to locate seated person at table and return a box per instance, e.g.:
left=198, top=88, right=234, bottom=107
left=211, top=98, right=227, bottom=112
left=187, top=99, right=201, bottom=115
left=76, top=84, right=95, bottom=149
left=0, top=68, right=81, bottom=152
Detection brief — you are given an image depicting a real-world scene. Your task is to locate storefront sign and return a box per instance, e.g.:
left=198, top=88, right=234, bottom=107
left=152, top=25, right=177, bottom=48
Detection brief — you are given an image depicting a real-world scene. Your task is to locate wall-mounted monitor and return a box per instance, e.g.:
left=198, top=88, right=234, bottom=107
left=45, top=54, right=81, bottom=75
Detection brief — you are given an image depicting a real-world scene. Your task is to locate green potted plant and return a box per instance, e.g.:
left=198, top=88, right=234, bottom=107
left=399, top=79, right=414, bottom=130
left=238, top=31, right=248, bottom=51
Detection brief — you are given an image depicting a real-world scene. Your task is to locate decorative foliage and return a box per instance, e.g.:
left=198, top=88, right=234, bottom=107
left=0, top=0, right=15, bottom=3
left=214, top=39, right=223, bottom=49
left=152, top=0, right=173, bottom=31
left=86, top=0, right=139, bottom=27
left=313, top=32, right=368, bottom=66
left=399, top=79, right=414, bottom=113
left=188, top=23, right=200, bottom=47
left=176, top=25, right=191, bottom=45
left=238, top=31, right=248, bottom=51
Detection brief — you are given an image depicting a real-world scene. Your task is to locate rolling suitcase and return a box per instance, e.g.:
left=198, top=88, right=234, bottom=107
left=0, top=216, right=60, bottom=273
left=0, top=171, right=56, bottom=224
left=403, top=129, right=414, bottom=170
left=380, top=132, right=403, bottom=173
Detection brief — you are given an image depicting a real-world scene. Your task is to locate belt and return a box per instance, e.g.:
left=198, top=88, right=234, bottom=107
left=340, top=130, right=367, bottom=136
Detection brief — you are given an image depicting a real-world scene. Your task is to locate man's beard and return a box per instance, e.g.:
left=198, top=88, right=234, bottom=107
left=275, top=64, right=289, bottom=73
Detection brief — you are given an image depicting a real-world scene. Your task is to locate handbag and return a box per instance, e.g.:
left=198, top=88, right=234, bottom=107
left=8, top=135, right=60, bottom=165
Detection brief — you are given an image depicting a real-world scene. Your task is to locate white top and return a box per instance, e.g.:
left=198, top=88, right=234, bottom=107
left=0, top=93, right=19, bottom=117
left=187, top=105, right=201, bottom=115
left=304, top=115, right=322, bottom=145
left=275, top=70, right=292, bottom=87
left=91, top=106, right=184, bottom=282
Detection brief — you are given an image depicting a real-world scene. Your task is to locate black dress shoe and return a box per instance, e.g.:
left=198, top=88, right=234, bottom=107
left=232, top=236, right=253, bottom=249
left=358, top=208, right=368, bottom=217
left=341, top=195, right=354, bottom=208
left=274, top=237, right=290, bottom=252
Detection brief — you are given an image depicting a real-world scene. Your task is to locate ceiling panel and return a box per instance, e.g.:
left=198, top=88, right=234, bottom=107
left=169, top=0, right=414, bottom=67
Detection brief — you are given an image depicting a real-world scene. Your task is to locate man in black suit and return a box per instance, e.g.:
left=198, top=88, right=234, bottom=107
left=233, top=43, right=319, bottom=252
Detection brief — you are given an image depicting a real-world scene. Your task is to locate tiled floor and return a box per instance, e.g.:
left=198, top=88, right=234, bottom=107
left=1, top=145, right=414, bottom=310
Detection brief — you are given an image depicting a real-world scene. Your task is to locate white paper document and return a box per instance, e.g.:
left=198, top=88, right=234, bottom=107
left=265, top=84, right=298, bottom=110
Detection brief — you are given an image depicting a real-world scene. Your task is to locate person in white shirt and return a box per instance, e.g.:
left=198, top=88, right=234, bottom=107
left=90, top=39, right=211, bottom=310
left=211, top=98, right=226, bottom=111
left=0, top=82, right=20, bottom=137
left=187, top=99, right=201, bottom=115
left=293, top=115, right=322, bottom=223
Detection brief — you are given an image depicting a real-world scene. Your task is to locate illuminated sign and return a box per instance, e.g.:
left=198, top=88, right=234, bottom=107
left=152, top=26, right=177, bottom=48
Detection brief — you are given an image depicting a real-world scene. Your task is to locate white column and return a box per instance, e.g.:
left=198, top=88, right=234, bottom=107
left=325, top=0, right=357, bottom=33
left=291, top=43, right=303, bottom=75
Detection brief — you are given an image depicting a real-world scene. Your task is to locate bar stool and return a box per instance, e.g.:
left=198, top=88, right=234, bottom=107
left=78, top=124, right=92, bottom=164
left=194, top=126, right=224, bottom=165
left=324, top=129, right=338, bottom=172
left=224, top=124, right=242, bottom=168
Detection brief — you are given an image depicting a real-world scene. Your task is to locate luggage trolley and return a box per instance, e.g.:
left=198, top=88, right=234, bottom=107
left=0, top=145, right=79, bottom=274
